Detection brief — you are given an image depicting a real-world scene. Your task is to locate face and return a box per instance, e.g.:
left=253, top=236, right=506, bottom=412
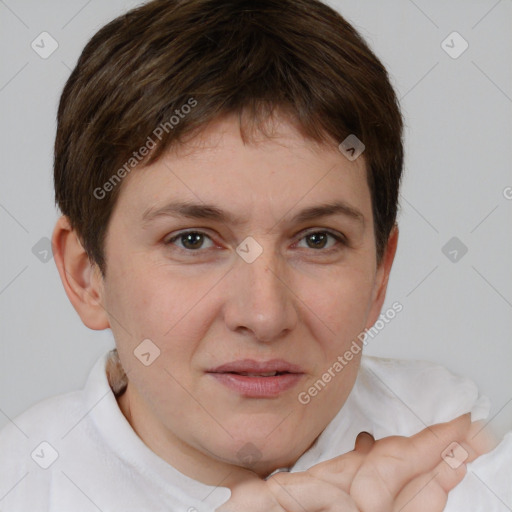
left=94, top=113, right=395, bottom=483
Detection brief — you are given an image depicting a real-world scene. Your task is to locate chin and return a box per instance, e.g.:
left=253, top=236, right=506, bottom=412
left=207, top=429, right=303, bottom=475
left=195, top=411, right=314, bottom=470
left=231, top=447, right=298, bottom=477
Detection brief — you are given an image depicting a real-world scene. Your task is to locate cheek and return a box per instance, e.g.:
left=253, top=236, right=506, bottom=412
left=301, top=265, right=376, bottom=351
left=104, top=259, right=220, bottom=377
left=105, top=265, right=210, bottom=413
left=294, top=270, right=371, bottom=422
left=103, top=261, right=192, bottom=352
left=104, top=270, right=164, bottom=337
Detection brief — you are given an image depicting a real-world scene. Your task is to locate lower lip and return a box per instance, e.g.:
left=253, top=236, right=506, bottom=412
left=208, top=372, right=304, bottom=398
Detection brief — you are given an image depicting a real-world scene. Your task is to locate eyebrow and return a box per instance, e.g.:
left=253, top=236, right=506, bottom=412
left=141, top=200, right=365, bottom=228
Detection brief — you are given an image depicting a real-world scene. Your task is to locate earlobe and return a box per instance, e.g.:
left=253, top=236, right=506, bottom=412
left=51, top=215, right=110, bottom=330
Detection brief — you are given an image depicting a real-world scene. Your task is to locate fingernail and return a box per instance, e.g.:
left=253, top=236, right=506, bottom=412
left=354, top=431, right=375, bottom=451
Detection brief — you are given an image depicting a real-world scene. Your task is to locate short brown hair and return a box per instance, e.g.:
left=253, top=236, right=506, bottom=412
left=54, top=0, right=404, bottom=277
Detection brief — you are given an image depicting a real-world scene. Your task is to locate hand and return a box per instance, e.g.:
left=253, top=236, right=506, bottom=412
left=216, top=467, right=358, bottom=512
left=217, top=413, right=495, bottom=512
left=302, top=413, right=493, bottom=512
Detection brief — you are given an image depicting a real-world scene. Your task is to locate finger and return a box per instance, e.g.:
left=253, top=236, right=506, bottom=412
left=218, top=477, right=285, bottom=512
left=354, top=431, right=375, bottom=454
left=267, top=471, right=360, bottom=512
left=393, top=456, right=468, bottom=512
left=441, top=437, right=478, bottom=467
left=374, top=414, right=470, bottom=484
left=395, top=413, right=472, bottom=475
left=350, top=414, right=472, bottom=508
left=304, top=432, right=374, bottom=493
left=306, top=450, right=366, bottom=493
left=467, top=419, right=500, bottom=457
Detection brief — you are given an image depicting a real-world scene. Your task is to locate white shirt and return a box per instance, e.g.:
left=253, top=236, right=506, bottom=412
left=1, top=351, right=511, bottom=511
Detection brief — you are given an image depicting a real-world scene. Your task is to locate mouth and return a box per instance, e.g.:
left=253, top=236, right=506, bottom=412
left=222, top=371, right=289, bottom=377
left=206, top=359, right=305, bottom=398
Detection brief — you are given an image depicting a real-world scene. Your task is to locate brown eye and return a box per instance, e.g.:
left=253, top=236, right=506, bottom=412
left=165, top=231, right=214, bottom=251
left=305, top=232, right=329, bottom=249
left=296, top=230, right=346, bottom=251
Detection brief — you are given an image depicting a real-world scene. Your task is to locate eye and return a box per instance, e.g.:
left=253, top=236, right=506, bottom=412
left=295, top=229, right=346, bottom=252
left=164, top=230, right=215, bottom=252
left=164, top=229, right=347, bottom=255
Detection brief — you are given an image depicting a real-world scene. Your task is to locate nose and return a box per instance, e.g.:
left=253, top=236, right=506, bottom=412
left=223, top=243, right=298, bottom=343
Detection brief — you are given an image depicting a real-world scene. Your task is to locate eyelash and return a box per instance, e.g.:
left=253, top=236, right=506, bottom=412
left=164, top=229, right=347, bottom=256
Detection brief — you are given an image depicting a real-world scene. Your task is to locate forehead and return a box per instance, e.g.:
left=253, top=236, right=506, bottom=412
left=113, top=114, right=371, bottom=227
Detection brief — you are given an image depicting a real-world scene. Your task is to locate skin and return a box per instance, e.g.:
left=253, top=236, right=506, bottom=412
left=220, top=414, right=495, bottom=511
left=52, top=110, right=400, bottom=489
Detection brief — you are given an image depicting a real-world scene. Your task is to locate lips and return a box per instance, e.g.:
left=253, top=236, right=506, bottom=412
left=206, top=359, right=305, bottom=398
left=207, top=359, right=304, bottom=376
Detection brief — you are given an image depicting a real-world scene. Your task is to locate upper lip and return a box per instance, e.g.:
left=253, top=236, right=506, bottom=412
left=207, top=359, right=304, bottom=374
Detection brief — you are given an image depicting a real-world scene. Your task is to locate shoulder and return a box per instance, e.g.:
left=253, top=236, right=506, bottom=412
left=0, top=388, right=86, bottom=507
left=0, top=352, right=112, bottom=508
left=0, top=350, right=111, bottom=451
left=0, top=388, right=85, bottom=455
left=355, top=355, right=491, bottom=436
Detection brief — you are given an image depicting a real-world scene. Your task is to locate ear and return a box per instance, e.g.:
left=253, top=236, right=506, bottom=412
left=364, top=224, right=399, bottom=329
left=51, top=215, right=110, bottom=330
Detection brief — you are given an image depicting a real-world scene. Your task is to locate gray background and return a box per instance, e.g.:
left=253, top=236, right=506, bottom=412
left=1, top=0, right=511, bottom=440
